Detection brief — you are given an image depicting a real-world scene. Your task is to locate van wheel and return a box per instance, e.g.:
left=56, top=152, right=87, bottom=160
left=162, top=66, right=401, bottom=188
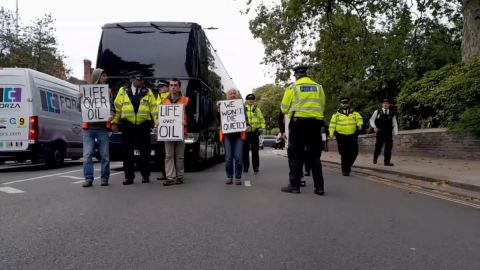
left=47, top=146, right=65, bottom=167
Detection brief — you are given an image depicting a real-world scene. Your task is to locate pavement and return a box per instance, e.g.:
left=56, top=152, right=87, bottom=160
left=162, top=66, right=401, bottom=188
left=275, top=149, right=480, bottom=193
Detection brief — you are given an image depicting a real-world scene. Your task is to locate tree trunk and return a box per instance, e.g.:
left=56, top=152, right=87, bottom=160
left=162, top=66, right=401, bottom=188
left=462, top=0, right=480, bottom=61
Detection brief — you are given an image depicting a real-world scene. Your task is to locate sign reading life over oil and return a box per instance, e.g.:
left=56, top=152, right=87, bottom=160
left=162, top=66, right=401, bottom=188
left=219, top=99, right=246, bottom=134
left=157, top=104, right=184, bottom=141
left=79, top=84, right=110, bottom=122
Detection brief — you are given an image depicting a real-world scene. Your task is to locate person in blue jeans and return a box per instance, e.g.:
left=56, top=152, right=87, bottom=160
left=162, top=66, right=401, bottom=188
left=218, top=89, right=247, bottom=185
left=80, top=68, right=113, bottom=187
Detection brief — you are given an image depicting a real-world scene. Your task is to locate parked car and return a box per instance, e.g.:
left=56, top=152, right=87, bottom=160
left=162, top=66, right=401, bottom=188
left=260, top=135, right=276, bottom=149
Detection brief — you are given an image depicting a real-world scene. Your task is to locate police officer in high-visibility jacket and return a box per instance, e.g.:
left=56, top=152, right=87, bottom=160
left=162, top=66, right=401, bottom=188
left=280, top=65, right=326, bottom=195
left=111, top=71, right=158, bottom=185
left=243, top=93, right=266, bottom=174
left=155, top=80, right=170, bottom=181
left=328, top=97, right=363, bottom=176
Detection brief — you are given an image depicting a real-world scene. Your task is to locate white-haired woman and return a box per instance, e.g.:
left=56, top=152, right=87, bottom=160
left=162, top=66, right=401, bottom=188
left=218, top=89, right=247, bottom=185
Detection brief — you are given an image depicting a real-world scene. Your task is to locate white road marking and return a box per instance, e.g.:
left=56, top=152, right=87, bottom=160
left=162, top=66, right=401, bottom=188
left=0, top=187, right=25, bottom=194
left=2, top=169, right=84, bottom=185
left=72, top=171, right=123, bottom=184
left=2, top=166, right=122, bottom=185
left=60, top=176, right=84, bottom=180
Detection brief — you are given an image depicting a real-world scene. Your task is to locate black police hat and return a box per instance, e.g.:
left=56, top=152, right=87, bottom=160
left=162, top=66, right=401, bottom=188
left=156, top=80, right=169, bottom=87
left=383, top=98, right=391, bottom=103
left=245, top=93, right=256, bottom=100
left=339, top=97, right=350, bottom=103
left=128, top=70, right=144, bottom=80
left=293, top=65, right=310, bottom=73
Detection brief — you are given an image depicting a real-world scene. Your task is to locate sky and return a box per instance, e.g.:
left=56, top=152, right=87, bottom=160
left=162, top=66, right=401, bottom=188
left=2, top=0, right=276, bottom=97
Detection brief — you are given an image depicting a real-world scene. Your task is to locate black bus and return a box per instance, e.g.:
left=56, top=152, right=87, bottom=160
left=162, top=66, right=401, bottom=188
left=96, top=22, right=235, bottom=168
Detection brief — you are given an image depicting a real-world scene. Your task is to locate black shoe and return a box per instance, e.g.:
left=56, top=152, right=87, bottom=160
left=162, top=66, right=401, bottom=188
left=342, top=172, right=350, bottom=176
left=314, top=189, right=325, bottom=196
left=163, top=180, right=175, bottom=186
left=254, top=169, right=259, bottom=173
left=156, top=174, right=166, bottom=181
left=384, top=163, right=394, bottom=166
left=82, top=181, right=93, bottom=188
left=142, top=178, right=150, bottom=183
left=100, top=182, right=109, bottom=186
left=243, top=169, right=248, bottom=173
left=373, top=159, right=377, bottom=164
left=122, top=180, right=134, bottom=185
left=281, top=185, right=300, bottom=194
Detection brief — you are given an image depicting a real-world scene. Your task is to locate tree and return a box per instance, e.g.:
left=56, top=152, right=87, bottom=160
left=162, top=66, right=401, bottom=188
left=462, top=0, right=480, bottom=61
left=246, top=0, right=462, bottom=118
left=253, top=84, right=285, bottom=131
left=0, top=8, right=68, bottom=78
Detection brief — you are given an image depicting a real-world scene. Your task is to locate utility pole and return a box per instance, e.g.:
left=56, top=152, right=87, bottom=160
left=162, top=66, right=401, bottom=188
left=15, top=0, right=19, bottom=39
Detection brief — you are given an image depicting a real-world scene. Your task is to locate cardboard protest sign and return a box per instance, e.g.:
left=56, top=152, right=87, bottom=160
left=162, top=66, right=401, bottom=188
left=80, top=84, right=110, bottom=122
left=157, top=104, right=184, bottom=141
left=219, top=99, right=247, bottom=134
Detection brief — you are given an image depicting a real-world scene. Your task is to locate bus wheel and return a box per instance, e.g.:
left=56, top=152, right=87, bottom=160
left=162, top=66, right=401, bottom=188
left=47, top=146, right=65, bottom=167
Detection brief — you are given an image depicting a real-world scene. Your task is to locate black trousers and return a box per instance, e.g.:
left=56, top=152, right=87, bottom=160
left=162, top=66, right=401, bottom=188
left=243, top=130, right=260, bottom=171
left=374, top=131, right=393, bottom=164
left=336, top=133, right=358, bottom=173
left=121, top=121, right=151, bottom=180
left=288, top=118, right=324, bottom=190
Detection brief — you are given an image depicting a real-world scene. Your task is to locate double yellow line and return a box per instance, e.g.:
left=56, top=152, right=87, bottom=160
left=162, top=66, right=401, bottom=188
left=365, top=175, right=480, bottom=209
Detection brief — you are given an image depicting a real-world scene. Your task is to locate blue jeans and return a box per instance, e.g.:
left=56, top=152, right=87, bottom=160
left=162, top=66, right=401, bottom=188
left=223, top=133, right=243, bottom=180
left=83, top=129, right=110, bottom=182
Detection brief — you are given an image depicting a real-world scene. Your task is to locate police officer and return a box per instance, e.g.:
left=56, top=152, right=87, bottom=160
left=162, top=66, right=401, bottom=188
left=328, top=97, right=363, bottom=176
left=111, top=71, right=158, bottom=185
left=280, top=65, right=326, bottom=195
left=155, top=80, right=170, bottom=181
left=369, top=98, right=398, bottom=166
left=243, top=93, right=266, bottom=174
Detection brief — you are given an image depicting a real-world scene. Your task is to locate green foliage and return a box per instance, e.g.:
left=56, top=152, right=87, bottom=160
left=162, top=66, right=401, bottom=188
left=246, top=0, right=463, bottom=124
left=397, top=57, right=480, bottom=129
left=0, top=8, right=68, bottom=78
left=253, top=84, right=285, bottom=130
left=450, top=106, right=480, bottom=136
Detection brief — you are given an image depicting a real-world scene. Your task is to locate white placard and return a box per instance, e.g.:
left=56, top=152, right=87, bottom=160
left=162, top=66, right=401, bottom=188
left=219, top=99, right=247, bottom=134
left=157, top=104, right=184, bottom=141
left=80, top=84, right=110, bottom=123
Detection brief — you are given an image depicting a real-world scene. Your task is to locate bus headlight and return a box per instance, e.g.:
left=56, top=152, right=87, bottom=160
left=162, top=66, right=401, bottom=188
left=184, top=133, right=199, bottom=144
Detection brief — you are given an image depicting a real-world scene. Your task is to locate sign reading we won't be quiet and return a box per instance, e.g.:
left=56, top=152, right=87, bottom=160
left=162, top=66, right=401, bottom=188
left=219, top=99, right=247, bottom=134
left=80, top=85, right=110, bottom=122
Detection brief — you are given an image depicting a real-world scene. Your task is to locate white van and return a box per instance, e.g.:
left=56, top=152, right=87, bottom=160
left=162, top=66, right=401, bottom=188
left=0, top=68, right=83, bottom=166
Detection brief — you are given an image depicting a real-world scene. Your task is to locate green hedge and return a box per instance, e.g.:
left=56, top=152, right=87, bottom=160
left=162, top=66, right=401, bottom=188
left=397, top=58, right=480, bottom=130
left=449, top=106, right=480, bottom=136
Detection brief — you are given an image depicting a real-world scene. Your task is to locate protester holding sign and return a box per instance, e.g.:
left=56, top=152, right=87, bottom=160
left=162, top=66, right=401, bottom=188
left=161, top=78, right=190, bottom=186
left=111, top=71, right=158, bottom=185
left=79, top=68, right=112, bottom=187
left=218, top=89, right=247, bottom=185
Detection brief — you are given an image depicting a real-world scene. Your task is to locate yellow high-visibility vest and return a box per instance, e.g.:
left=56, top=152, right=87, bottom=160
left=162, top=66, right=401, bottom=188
left=112, top=86, right=158, bottom=125
left=245, top=104, right=266, bottom=131
left=281, top=77, right=325, bottom=120
left=329, top=110, right=363, bottom=137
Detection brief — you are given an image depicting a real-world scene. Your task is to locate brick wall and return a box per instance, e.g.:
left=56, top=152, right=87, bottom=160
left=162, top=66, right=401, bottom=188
left=327, top=128, right=480, bottom=160
left=83, top=59, right=93, bottom=84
